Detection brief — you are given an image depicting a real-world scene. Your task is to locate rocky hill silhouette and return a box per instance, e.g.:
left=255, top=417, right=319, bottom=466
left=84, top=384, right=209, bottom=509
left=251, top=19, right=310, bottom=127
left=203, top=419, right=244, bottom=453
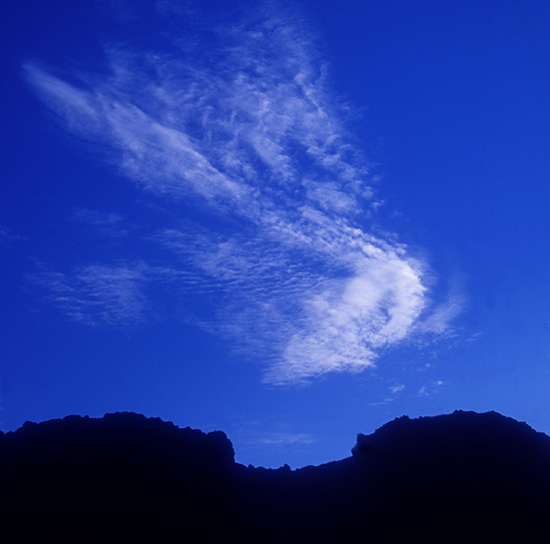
left=2, top=410, right=549, bottom=542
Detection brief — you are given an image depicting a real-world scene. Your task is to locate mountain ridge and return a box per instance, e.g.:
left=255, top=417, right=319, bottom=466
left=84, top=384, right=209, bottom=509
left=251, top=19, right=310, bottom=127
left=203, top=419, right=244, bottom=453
left=2, top=410, right=549, bottom=542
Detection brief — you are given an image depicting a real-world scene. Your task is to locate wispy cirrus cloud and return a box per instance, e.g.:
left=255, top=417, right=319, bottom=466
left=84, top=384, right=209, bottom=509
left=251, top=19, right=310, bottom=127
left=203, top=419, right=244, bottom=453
left=256, top=432, right=317, bottom=447
left=70, top=209, right=129, bottom=238
left=390, top=384, right=405, bottom=394
left=25, top=1, right=460, bottom=384
left=31, top=262, right=153, bottom=327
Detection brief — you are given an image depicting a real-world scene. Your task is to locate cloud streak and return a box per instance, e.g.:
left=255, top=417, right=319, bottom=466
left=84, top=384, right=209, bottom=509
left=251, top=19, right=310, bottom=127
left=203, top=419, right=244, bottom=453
left=31, top=262, right=154, bottom=328
left=257, top=432, right=317, bottom=447
left=25, top=2, right=459, bottom=384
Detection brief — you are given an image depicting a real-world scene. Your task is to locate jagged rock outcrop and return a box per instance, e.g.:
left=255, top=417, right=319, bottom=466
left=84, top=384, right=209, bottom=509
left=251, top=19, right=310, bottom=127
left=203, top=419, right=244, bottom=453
left=1, top=410, right=549, bottom=542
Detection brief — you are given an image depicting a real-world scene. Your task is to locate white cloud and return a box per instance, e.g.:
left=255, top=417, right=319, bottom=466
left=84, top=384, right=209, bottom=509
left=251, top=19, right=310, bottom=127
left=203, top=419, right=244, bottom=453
left=304, top=180, right=359, bottom=214
left=70, top=209, right=128, bottom=238
left=417, top=380, right=443, bottom=397
left=257, top=432, right=317, bottom=446
left=390, top=384, right=405, bottom=394
left=31, top=262, right=155, bottom=327
left=25, top=2, right=460, bottom=384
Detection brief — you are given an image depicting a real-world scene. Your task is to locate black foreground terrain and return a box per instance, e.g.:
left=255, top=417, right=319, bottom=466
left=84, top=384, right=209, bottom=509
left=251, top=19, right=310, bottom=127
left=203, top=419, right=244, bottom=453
left=2, top=410, right=549, bottom=542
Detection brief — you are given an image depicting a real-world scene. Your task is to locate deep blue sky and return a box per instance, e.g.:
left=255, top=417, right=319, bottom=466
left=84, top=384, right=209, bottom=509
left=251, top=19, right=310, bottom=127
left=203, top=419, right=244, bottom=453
left=2, top=0, right=550, bottom=468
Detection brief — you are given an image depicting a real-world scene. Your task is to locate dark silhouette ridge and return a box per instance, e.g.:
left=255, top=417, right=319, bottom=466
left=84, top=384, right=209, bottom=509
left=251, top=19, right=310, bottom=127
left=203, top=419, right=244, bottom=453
left=2, top=410, right=549, bottom=542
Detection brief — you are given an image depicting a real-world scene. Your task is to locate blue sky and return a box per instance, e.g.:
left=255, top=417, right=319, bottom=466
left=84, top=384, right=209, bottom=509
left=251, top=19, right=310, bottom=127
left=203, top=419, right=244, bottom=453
left=2, top=0, right=550, bottom=468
